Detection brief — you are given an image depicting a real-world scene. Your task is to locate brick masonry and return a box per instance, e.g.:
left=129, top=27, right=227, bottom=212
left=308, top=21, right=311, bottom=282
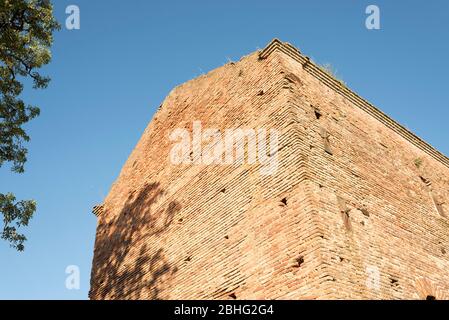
left=89, top=39, right=449, bottom=300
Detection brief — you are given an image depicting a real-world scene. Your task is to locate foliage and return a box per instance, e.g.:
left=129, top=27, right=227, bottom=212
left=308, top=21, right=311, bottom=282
left=0, top=0, right=59, bottom=250
left=414, top=157, right=423, bottom=168
left=319, top=62, right=346, bottom=85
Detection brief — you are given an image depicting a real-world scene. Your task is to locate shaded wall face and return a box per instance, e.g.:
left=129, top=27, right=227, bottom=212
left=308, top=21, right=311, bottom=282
left=89, top=52, right=329, bottom=300
left=281, top=53, right=449, bottom=299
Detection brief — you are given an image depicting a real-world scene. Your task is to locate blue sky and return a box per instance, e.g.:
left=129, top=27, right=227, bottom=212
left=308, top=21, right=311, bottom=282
left=0, top=0, right=448, bottom=299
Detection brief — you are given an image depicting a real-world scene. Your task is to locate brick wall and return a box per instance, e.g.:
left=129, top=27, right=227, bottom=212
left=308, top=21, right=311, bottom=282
left=89, top=40, right=449, bottom=300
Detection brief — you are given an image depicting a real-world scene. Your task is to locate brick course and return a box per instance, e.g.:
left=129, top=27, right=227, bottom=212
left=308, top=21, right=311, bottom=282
left=89, top=39, right=449, bottom=300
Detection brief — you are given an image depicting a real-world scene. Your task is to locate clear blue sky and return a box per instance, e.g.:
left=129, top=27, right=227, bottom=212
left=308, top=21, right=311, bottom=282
left=0, top=0, right=448, bottom=299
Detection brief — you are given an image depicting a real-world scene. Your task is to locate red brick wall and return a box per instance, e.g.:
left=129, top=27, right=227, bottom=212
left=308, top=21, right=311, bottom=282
left=278, top=41, right=449, bottom=299
left=89, top=40, right=449, bottom=300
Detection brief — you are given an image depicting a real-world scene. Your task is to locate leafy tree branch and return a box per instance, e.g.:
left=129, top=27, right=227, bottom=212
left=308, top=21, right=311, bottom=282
left=0, top=0, right=59, bottom=250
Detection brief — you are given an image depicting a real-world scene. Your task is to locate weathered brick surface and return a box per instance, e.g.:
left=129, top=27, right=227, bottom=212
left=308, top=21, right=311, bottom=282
left=89, top=40, right=449, bottom=300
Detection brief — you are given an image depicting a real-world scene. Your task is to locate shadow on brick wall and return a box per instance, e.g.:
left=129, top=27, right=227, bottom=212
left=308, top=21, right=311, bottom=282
left=89, top=182, right=181, bottom=299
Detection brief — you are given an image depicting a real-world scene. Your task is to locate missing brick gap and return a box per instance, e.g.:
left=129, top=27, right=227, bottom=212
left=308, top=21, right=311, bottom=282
left=229, top=293, right=237, bottom=300
left=419, top=176, right=431, bottom=186
left=343, top=209, right=352, bottom=231
left=441, top=248, right=446, bottom=255
left=224, top=235, right=229, bottom=240
left=360, top=208, right=370, bottom=217
left=320, top=127, right=333, bottom=155
left=337, top=197, right=352, bottom=231
left=257, top=90, right=264, bottom=96
left=390, top=278, right=399, bottom=286
left=178, top=218, right=183, bottom=223
left=220, top=188, right=226, bottom=193
left=280, top=197, right=288, bottom=206
left=339, top=257, right=344, bottom=262
left=184, top=256, right=191, bottom=262
left=314, top=109, right=322, bottom=120
left=426, top=295, right=436, bottom=300
left=294, top=255, right=304, bottom=268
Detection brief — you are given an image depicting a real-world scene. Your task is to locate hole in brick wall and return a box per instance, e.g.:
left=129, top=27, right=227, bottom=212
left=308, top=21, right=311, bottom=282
left=224, top=235, right=229, bottom=239
left=294, top=255, right=304, bottom=268
left=280, top=197, right=288, bottom=206
left=360, top=208, right=370, bottom=217
left=314, top=109, right=322, bottom=120
left=178, top=218, right=183, bottom=223
left=303, top=57, right=311, bottom=68
left=184, top=256, right=191, bottom=262
left=441, top=248, right=446, bottom=255
left=419, top=176, right=447, bottom=217
left=319, top=128, right=333, bottom=155
left=390, top=278, right=399, bottom=286
left=238, top=70, right=243, bottom=77
left=352, top=171, right=361, bottom=178
left=343, top=209, right=352, bottom=231
left=257, top=90, right=264, bottom=96
left=229, top=293, right=237, bottom=299
left=284, top=73, right=302, bottom=85
left=220, top=188, right=226, bottom=193
left=419, top=176, right=431, bottom=187
left=337, top=197, right=352, bottom=231
left=426, top=295, right=436, bottom=300
left=339, top=257, right=344, bottom=262
left=360, top=221, right=365, bottom=226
